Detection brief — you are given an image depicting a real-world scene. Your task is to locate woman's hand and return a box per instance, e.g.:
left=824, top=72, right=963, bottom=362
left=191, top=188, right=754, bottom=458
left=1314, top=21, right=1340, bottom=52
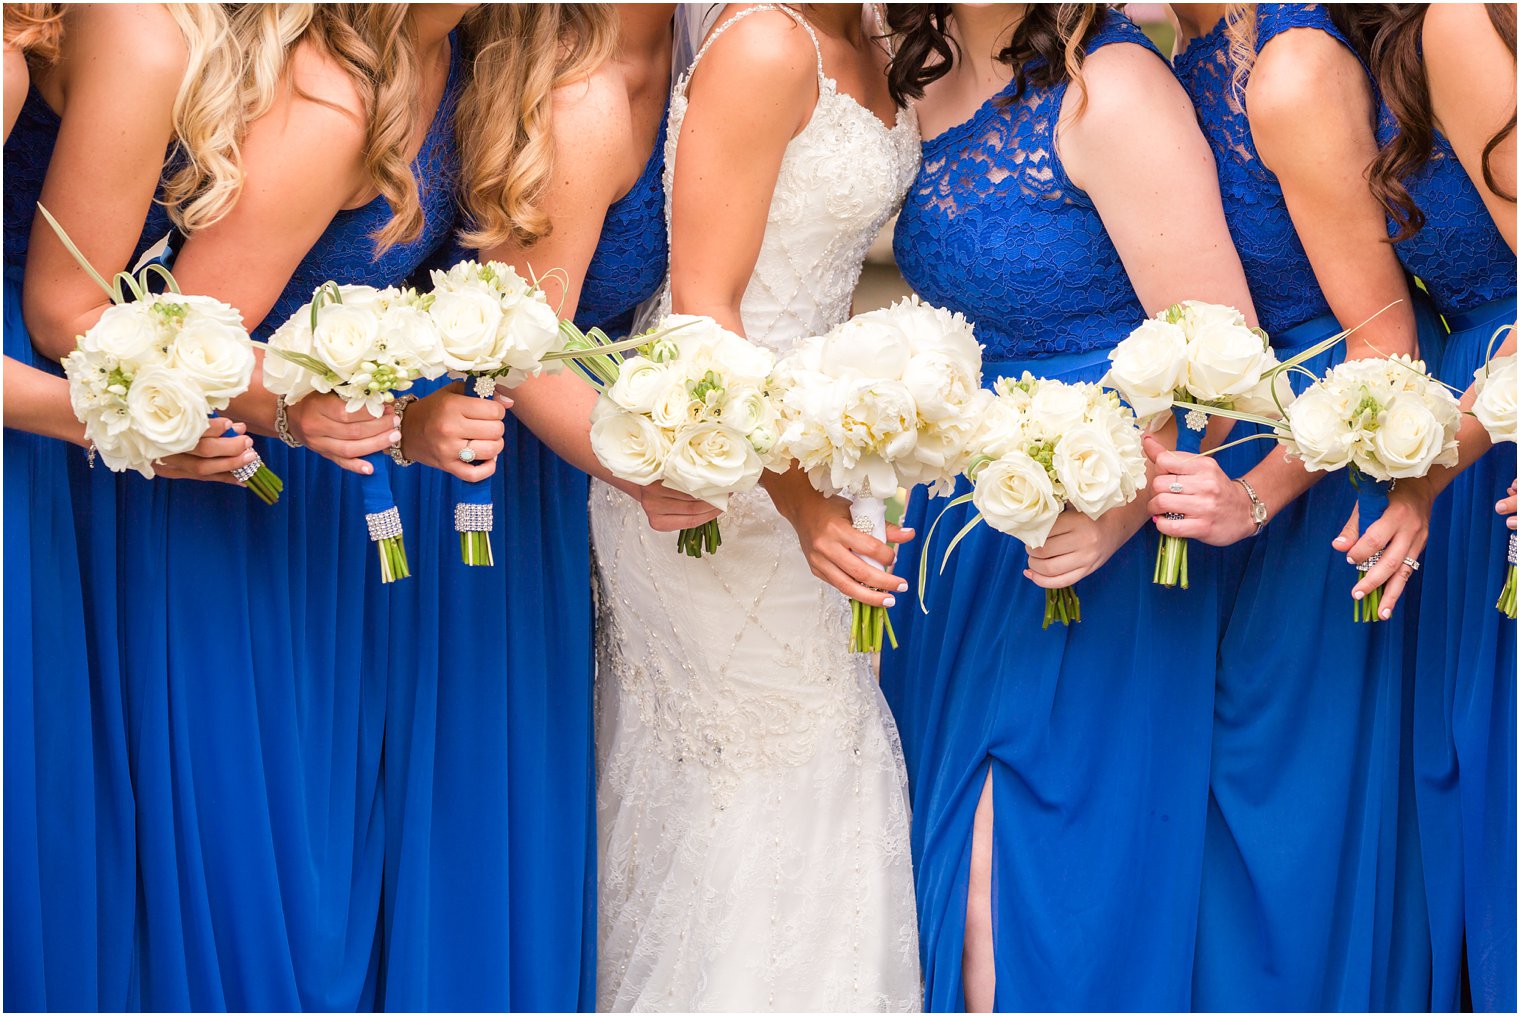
left=1332, top=475, right=1434, bottom=619
left=153, top=418, right=260, bottom=485
left=285, top=393, right=400, bottom=475
left=634, top=482, right=724, bottom=533
left=400, top=382, right=508, bottom=480
left=1024, top=506, right=1132, bottom=590
left=766, top=468, right=912, bottom=607
left=1144, top=433, right=1258, bottom=547
left=1499, top=480, right=1517, bottom=530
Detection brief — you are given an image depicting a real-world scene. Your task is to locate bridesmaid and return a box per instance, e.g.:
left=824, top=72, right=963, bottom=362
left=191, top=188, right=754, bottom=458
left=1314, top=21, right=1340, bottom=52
left=881, top=5, right=1255, bottom=1010
left=4, top=5, right=251, bottom=1009
left=27, top=4, right=490, bottom=1008
left=378, top=5, right=706, bottom=1009
left=1337, top=3, right=1517, bottom=1009
left=1162, top=4, right=1428, bottom=1009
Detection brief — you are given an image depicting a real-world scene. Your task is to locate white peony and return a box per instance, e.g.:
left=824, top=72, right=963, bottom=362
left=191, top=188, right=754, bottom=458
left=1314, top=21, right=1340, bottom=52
left=589, top=408, right=670, bottom=486
left=1472, top=355, right=1516, bottom=444
left=821, top=316, right=912, bottom=381
left=1052, top=421, right=1130, bottom=518
left=662, top=422, right=763, bottom=507
left=1104, top=317, right=1188, bottom=422
left=972, top=454, right=1062, bottom=547
left=901, top=350, right=980, bottom=422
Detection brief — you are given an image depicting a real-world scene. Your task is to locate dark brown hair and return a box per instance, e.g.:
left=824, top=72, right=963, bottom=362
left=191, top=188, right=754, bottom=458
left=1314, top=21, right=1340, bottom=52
left=885, top=4, right=1104, bottom=111
left=1333, top=3, right=1516, bottom=241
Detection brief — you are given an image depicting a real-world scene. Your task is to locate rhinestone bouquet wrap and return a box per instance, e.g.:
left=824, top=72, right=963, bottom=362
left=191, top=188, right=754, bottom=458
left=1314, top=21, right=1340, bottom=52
left=1471, top=352, right=1517, bottom=617
left=1501, top=532, right=1517, bottom=620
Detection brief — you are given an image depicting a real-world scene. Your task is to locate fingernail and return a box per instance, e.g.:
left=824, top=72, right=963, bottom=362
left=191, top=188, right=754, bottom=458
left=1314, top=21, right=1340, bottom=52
left=897, top=581, right=908, bottom=592
left=1499, top=502, right=1507, bottom=511
left=234, top=422, right=247, bottom=434
left=390, top=430, right=403, bottom=445
left=363, top=463, right=374, bottom=475
left=242, top=451, right=257, bottom=464
left=883, top=596, right=896, bottom=608
left=1347, top=555, right=1356, bottom=564
left=1353, top=590, right=1363, bottom=600
left=495, top=395, right=514, bottom=406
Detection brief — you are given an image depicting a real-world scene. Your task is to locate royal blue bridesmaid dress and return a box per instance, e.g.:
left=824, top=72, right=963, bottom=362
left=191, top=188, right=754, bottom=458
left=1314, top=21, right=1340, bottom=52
left=881, top=14, right=1218, bottom=1010
left=1377, top=91, right=1518, bottom=1012
left=379, top=107, right=669, bottom=1013
left=1174, top=8, right=1428, bottom=1009
left=116, top=40, right=462, bottom=1011
left=2, top=83, right=143, bottom=1013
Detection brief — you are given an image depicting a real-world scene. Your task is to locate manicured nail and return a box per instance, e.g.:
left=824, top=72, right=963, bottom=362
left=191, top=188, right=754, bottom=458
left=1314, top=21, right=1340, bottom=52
left=1353, top=590, right=1363, bottom=600
left=896, top=581, right=908, bottom=592
left=495, top=395, right=514, bottom=407
left=1381, top=607, right=1391, bottom=619
left=390, top=430, right=403, bottom=445
left=1499, top=502, right=1508, bottom=511
left=1347, top=555, right=1357, bottom=564
left=242, top=451, right=257, bottom=464
left=883, top=595, right=896, bottom=608
left=234, top=422, right=247, bottom=434
left=362, top=463, right=374, bottom=475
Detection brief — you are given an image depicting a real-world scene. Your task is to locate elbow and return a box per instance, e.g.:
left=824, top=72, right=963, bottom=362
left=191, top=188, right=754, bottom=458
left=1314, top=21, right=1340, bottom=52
left=19, top=291, right=81, bottom=365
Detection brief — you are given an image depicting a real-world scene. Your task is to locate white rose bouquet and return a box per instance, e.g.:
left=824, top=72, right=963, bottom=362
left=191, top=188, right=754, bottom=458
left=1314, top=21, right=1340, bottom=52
left=1278, top=353, right=1462, bottom=621
left=1103, top=301, right=1294, bottom=589
left=40, top=205, right=282, bottom=502
left=1470, top=350, right=1516, bottom=617
left=774, top=296, right=988, bottom=652
left=265, top=282, right=446, bottom=583
left=924, top=374, right=1148, bottom=628
left=424, top=259, right=567, bottom=565
left=563, top=313, right=782, bottom=558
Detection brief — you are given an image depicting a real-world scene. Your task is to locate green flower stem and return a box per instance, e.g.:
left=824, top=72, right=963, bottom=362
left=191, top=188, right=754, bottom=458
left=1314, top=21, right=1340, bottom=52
left=676, top=519, right=722, bottom=558
left=1153, top=534, right=1190, bottom=589
left=1042, top=586, right=1081, bottom=629
left=245, top=464, right=284, bottom=506
left=1354, top=582, right=1383, bottom=623
left=460, top=531, right=494, bottom=567
left=850, top=599, right=899, bottom=654
left=1499, top=564, right=1517, bottom=619
left=377, top=535, right=410, bottom=584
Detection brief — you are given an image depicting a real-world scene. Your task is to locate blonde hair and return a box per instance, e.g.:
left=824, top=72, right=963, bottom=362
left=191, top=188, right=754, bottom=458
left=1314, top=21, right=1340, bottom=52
left=160, top=3, right=245, bottom=233
left=455, top=3, right=619, bottom=251
left=1221, top=3, right=1257, bottom=100
left=231, top=3, right=431, bottom=252
left=3, top=3, right=64, bottom=64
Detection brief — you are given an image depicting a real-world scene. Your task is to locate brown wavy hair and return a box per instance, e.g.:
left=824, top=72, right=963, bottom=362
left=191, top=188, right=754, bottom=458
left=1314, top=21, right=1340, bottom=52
left=454, top=4, right=619, bottom=250
left=885, top=4, right=1103, bottom=113
left=1333, top=3, right=1517, bottom=241
left=232, top=3, right=442, bottom=252
left=3, top=3, right=63, bottom=65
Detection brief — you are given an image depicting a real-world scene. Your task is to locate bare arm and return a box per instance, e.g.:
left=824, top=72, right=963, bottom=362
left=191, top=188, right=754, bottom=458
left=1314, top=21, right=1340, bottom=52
left=3, top=45, right=27, bottom=141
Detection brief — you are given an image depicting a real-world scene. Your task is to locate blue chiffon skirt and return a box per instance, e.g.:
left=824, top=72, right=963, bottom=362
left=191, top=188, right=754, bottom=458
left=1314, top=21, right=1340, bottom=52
left=119, top=414, right=387, bottom=1010
left=882, top=347, right=1218, bottom=1012
left=2, top=265, right=133, bottom=1011
left=1414, top=294, right=1517, bottom=1013
left=379, top=400, right=596, bottom=1011
left=1195, top=313, right=1429, bottom=1012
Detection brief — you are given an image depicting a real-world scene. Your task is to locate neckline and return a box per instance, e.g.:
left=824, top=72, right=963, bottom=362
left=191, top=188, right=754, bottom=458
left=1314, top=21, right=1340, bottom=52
left=611, top=104, right=669, bottom=209
left=920, top=74, right=1021, bottom=149
left=821, top=76, right=913, bottom=137
left=1172, top=15, right=1229, bottom=68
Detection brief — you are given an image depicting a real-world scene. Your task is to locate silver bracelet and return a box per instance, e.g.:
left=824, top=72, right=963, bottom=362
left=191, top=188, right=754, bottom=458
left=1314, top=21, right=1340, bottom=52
left=274, top=395, right=303, bottom=448
left=388, top=394, right=419, bottom=467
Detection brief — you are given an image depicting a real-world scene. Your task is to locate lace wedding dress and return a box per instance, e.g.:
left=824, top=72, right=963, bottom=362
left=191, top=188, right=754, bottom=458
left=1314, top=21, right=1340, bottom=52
left=589, top=6, right=923, bottom=1011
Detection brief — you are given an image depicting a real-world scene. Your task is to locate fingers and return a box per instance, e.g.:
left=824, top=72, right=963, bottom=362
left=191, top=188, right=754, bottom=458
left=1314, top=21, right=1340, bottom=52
left=459, top=393, right=509, bottom=421
left=1498, top=483, right=1517, bottom=524
left=812, top=558, right=897, bottom=608
left=492, top=383, right=516, bottom=409
left=304, top=399, right=396, bottom=440
left=191, top=432, right=255, bottom=460
left=1353, top=530, right=1411, bottom=603
left=443, top=457, right=499, bottom=482
left=644, top=507, right=722, bottom=532
left=1151, top=514, right=1211, bottom=539
left=885, top=523, right=916, bottom=546
left=1331, top=507, right=1361, bottom=553
left=1021, top=564, right=1083, bottom=590
left=1345, top=512, right=1392, bottom=566
left=1144, top=435, right=1216, bottom=476
left=839, top=524, right=896, bottom=570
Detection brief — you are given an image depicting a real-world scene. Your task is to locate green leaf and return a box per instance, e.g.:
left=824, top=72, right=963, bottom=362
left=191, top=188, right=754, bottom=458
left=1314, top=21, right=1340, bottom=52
left=1171, top=399, right=1282, bottom=430
left=36, top=204, right=118, bottom=302
left=917, top=492, right=975, bottom=612
left=272, top=349, right=341, bottom=383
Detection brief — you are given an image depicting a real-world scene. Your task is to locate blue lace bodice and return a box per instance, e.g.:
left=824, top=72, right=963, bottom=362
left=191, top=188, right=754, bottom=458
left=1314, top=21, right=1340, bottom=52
left=3, top=85, right=167, bottom=270
left=893, top=10, right=1164, bottom=362
left=251, top=38, right=463, bottom=340
left=574, top=107, right=669, bottom=339
left=1376, top=108, right=1515, bottom=315
left=1172, top=5, right=1346, bottom=337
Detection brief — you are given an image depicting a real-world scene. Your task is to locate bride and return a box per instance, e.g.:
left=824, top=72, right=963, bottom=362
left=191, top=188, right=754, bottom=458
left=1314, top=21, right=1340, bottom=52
left=589, top=3, right=922, bottom=1010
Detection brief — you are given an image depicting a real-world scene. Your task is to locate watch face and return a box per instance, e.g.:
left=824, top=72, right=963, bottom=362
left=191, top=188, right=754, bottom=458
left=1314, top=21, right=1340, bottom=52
left=1252, top=503, right=1268, bottom=524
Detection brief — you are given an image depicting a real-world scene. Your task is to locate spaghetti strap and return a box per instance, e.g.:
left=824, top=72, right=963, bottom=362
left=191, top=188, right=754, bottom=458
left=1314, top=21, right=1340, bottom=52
left=684, top=4, right=827, bottom=90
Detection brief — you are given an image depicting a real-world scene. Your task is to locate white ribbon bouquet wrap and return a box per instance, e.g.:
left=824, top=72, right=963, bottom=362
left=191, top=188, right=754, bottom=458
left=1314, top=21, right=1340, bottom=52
left=774, top=296, right=987, bottom=652
left=1468, top=348, right=1515, bottom=617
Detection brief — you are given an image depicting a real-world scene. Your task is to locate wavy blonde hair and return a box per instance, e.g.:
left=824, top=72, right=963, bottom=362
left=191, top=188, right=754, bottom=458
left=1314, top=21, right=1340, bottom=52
left=3, top=3, right=64, bottom=64
left=231, top=3, right=433, bottom=252
left=159, top=3, right=245, bottom=233
left=456, top=3, right=619, bottom=251
left=1220, top=3, right=1257, bottom=99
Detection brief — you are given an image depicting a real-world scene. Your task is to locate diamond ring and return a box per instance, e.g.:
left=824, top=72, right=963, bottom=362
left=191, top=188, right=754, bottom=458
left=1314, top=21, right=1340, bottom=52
left=1402, top=557, right=1420, bottom=572
left=458, top=444, right=477, bottom=463
left=1168, top=477, right=1184, bottom=494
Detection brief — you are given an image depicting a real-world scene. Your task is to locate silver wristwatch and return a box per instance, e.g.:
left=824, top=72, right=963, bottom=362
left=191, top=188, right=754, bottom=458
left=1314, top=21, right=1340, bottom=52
left=274, top=395, right=302, bottom=448
left=388, top=394, right=418, bottom=468
left=1236, top=477, right=1267, bottom=536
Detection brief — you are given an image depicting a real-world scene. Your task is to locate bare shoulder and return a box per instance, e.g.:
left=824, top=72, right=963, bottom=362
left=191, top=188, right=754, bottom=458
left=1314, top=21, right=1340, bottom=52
left=70, top=4, right=189, bottom=84
left=553, top=60, right=631, bottom=148
left=1422, top=1, right=1501, bottom=60
left=274, top=39, right=367, bottom=151
left=688, top=4, right=818, bottom=95
left=1249, top=26, right=1365, bottom=125
left=1076, top=40, right=1188, bottom=126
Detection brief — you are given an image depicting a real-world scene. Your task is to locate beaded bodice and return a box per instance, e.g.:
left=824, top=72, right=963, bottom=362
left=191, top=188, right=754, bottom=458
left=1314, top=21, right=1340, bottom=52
left=575, top=107, right=670, bottom=339
left=1172, top=5, right=1346, bottom=337
left=251, top=37, right=462, bottom=340
left=654, top=4, right=920, bottom=350
left=1376, top=107, right=1516, bottom=315
left=893, top=10, right=1164, bottom=362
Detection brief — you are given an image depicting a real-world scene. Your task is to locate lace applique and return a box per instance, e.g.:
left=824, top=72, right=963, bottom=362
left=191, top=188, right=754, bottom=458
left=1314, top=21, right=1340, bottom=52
left=892, top=10, right=1159, bottom=362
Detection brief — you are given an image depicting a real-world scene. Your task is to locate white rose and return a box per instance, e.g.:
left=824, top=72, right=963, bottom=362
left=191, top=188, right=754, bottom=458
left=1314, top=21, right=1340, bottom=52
left=1368, top=391, right=1451, bottom=478
left=86, top=303, right=165, bottom=367
left=262, top=314, right=320, bottom=401
left=1104, top=318, right=1188, bottom=422
left=1234, top=368, right=1297, bottom=419
left=972, top=453, right=1062, bottom=547
left=1026, top=379, right=1091, bottom=438
left=821, top=316, right=912, bottom=380
left=1052, top=422, right=1129, bottom=518
left=650, top=376, right=700, bottom=429
left=1473, top=355, right=1516, bottom=444
left=167, top=315, right=255, bottom=409
left=1283, top=382, right=1355, bottom=472
left=499, top=294, right=561, bottom=369
left=125, top=364, right=212, bottom=457
left=377, top=304, right=446, bottom=374
left=311, top=303, right=380, bottom=378
left=1178, top=300, right=1248, bottom=336
left=589, top=406, right=671, bottom=485
left=663, top=421, right=763, bottom=506
left=430, top=288, right=506, bottom=372
left=607, top=358, right=671, bottom=414
left=1185, top=319, right=1271, bottom=403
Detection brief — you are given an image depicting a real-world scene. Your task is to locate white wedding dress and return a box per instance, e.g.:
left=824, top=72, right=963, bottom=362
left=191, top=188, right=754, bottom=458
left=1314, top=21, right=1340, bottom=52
left=589, top=5, right=923, bottom=1012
